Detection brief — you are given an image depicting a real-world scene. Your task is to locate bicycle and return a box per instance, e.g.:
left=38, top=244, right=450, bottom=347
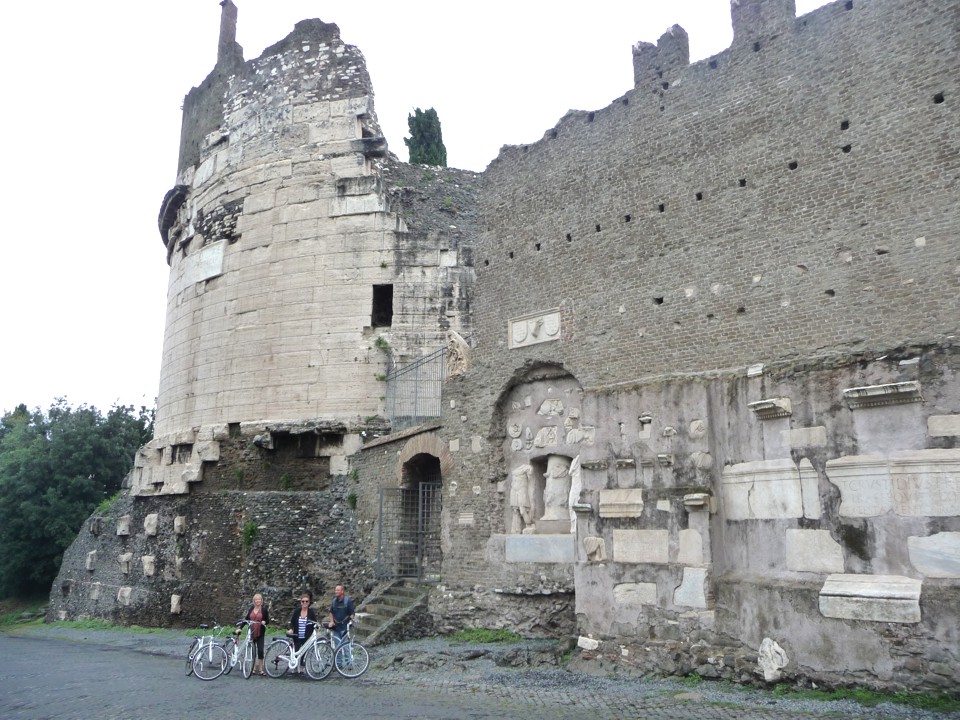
left=186, top=622, right=229, bottom=680
left=263, top=620, right=334, bottom=680
left=329, top=620, right=369, bottom=678
left=221, top=619, right=263, bottom=678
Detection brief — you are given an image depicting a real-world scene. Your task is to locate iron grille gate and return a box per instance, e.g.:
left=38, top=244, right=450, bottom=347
left=376, top=481, right=442, bottom=580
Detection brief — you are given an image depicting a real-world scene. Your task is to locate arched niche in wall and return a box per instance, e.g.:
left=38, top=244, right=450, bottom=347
left=492, top=363, right=588, bottom=535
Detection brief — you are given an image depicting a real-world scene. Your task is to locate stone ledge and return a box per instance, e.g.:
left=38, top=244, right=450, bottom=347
left=818, top=574, right=921, bottom=623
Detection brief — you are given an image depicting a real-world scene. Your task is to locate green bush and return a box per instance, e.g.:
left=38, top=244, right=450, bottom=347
left=241, top=521, right=259, bottom=550
left=449, top=627, right=522, bottom=644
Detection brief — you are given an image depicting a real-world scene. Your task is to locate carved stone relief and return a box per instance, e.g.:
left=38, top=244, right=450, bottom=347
left=508, top=309, right=562, bottom=349
left=510, top=464, right=536, bottom=534
left=584, top=536, right=606, bottom=561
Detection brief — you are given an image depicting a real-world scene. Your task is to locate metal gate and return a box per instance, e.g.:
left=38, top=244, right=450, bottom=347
left=376, top=481, right=442, bottom=580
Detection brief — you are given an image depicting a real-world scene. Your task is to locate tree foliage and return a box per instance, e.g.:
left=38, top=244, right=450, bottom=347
left=404, top=107, right=447, bottom=167
left=0, top=400, right=153, bottom=597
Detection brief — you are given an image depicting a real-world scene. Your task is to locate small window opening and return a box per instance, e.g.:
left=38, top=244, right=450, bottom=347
left=172, top=444, right=193, bottom=464
left=753, top=41, right=761, bottom=53
left=695, top=192, right=703, bottom=201
left=658, top=203, right=665, bottom=213
left=933, top=92, right=945, bottom=104
left=595, top=224, right=601, bottom=233
left=840, top=119, right=850, bottom=130
left=788, top=161, right=799, bottom=170
left=372, top=284, right=393, bottom=328
left=825, top=289, right=836, bottom=297
left=841, top=144, right=852, bottom=153
left=624, top=214, right=632, bottom=223
left=739, top=178, right=747, bottom=187
left=508, top=251, right=514, bottom=259
left=484, top=259, right=489, bottom=266
left=229, top=422, right=241, bottom=438
left=653, top=297, right=664, bottom=305
left=566, top=233, right=573, bottom=242
left=535, top=242, right=541, bottom=251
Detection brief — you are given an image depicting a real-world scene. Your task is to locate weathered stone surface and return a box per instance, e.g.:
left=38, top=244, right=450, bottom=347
left=928, top=415, right=960, bottom=437
left=785, top=529, right=844, bottom=573
left=677, top=529, right=703, bottom=566
left=598, top=489, right=644, bottom=518
left=721, top=459, right=803, bottom=520
left=613, top=529, right=669, bottom=564
left=116, top=516, right=130, bottom=536
left=673, top=567, right=708, bottom=608
left=819, top=574, right=922, bottom=623
left=504, top=535, right=575, bottom=563
left=827, top=450, right=960, bottom=517
left=143, top=514, right=159, bottom=536
left=908, top=532, right=960, bottom=578
left=614, top=582, right=657, bottom=608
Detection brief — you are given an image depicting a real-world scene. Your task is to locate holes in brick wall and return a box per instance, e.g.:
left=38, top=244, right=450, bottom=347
left=933, top=92, right=945, bottom=104
left=535, top=242, right=541, bottom=251
left=661, top=81, right=669, bottom=90
left=840, top=119, right=850, bottom=130
left=706, top=313, right=716, bottom=322
left=596, top=224, right=601, bottom=233
left=653, top=296, right=665, bottom=305
left=739, top=178, right=747, bottom=187
left=736, top=306, right=746, bottom=314
left=566, top=233, right=573, bottom=242
left=549, top=128, right=558, bottom=139
left=508, top=251, right=514, bottom=259
left=845, top=0, right=853, bottom=10
left=372, top=284, right=394, bottom=327
left=658, top=203, right=665, bottom=213
left=695, top=192, right=703, bottom=201
left=825, top=289, right=836, bottom=297
left=587, top=112, right=595, bottom=123
left=522, top=145, right=528, bottom=153
left=841, top=144, right=852, bottom=153
left=788, top=161, right=799, bottom=170
left=753, top=41, right=761, bottom=53
left=484, top=259, right=490, bottom=266
left=624, top=214, right=632, bottom=223
left=875, top=247, right=889, bottom=255
left=673, top=321, right=682, bottom=329
left=622, top=97, right=629, bottom=106
left=709, top=60, right=718, bottom=70
left=659, top=105, right=665, bottom=112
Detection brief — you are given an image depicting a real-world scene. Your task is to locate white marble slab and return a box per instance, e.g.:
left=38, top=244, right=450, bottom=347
left=818, top=574, right=921, bottom=623
left=785, top=529, right=844, bottom=573
left=721, top=459, right=803, bottom=520
left=908, top=532, right=960, bottom=577
left=505, top=534, right=575, bottom=563
left=613, top=529, right=669, bottom=564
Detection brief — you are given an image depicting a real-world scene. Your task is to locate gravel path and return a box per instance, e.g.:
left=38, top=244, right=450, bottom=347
left=4, top=625, right=958, bottom=720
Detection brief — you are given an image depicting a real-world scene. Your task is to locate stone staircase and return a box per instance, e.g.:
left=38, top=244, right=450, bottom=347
left=353, top=579, right=431, bottom=645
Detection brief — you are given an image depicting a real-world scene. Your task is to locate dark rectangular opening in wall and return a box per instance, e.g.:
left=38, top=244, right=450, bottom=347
left=172, top=444, right=193, bottom=464
left=298, top=433, right=344, bottom=458
left=372, top=284, right=393, bottom=328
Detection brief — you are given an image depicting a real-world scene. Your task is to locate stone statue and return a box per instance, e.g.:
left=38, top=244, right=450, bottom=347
left=541, top=454, right=572, bottom=523
left=568, top=455, right=582, bottom=534
left=509, top=464, right=536, bottom=533
left=445, top=330, right=471, bottom=377
left=758, top=638, right=789, bottom=681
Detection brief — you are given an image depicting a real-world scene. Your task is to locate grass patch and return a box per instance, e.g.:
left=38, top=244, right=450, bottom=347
left=772, top=684, right=960, bottom=713
left=94, top=491, right=121, bottom=515
left=241, top=520, right=259, bottom=550
left=449, top=627, right=523, bottom=644
left=0, top=596, right=47, bottom=627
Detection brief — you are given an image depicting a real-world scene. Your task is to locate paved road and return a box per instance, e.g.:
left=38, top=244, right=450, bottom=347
left=1, top=629, right=954, bottom=720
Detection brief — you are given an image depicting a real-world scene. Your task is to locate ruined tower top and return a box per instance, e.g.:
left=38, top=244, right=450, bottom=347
left=218, top=0, right=240, bottom=65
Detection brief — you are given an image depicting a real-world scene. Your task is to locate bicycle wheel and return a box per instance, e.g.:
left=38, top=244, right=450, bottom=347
left=241, top=639, right=254, bottom=679
left=220, top=639, right=236, bottom=675
left=185, top=637, right=200, bottom=676
left=263, top=639, right=292, bottom=677
left=334, top=641, right=369, bottom=678
left=193, top=642, right=228, bottom=681
left=305, top=641, right=334, bottom=680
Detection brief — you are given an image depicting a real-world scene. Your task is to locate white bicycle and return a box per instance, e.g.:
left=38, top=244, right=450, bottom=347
left=186, top=622, right=229, bottom=681
left=221, top=619, right=263, bottom=678
left=263, top=620, right=334, bottom=679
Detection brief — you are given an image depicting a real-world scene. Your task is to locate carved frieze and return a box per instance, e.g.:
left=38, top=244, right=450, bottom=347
left=508, top=309, right=561, bottom=349
left=842, top=381, right=922, bottom=409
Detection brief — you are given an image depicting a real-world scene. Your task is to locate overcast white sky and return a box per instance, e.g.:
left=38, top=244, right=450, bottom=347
left=0, top=0, right=831, bottom=416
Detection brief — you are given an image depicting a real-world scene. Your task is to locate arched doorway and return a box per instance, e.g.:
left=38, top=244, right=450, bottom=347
left=376, top=452, right=442, bottom=580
